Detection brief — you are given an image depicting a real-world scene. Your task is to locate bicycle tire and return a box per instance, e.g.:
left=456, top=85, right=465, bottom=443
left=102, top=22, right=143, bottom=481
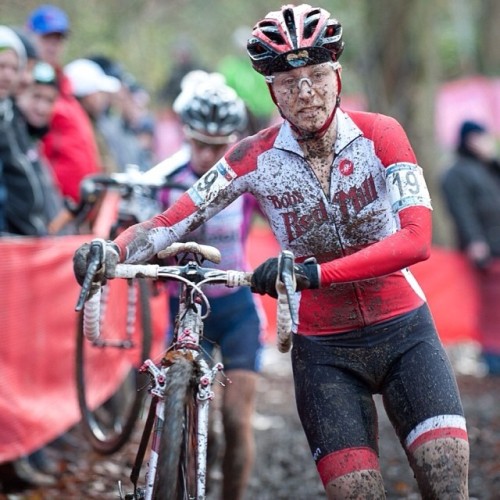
left=153, top=356, right=198, bottom=500
left=76, top=278, right=152, bottom=454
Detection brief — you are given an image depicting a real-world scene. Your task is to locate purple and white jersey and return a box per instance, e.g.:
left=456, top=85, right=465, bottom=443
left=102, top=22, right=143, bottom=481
left=159, top=161, right=260, bottom=298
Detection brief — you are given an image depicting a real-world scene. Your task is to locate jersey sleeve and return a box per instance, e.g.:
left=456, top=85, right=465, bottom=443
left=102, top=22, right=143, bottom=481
left=317, top=113, right=433, bottom=285
left=371, top=113, right=417, bottom=166
left=319, top=205, right=432, bottom=285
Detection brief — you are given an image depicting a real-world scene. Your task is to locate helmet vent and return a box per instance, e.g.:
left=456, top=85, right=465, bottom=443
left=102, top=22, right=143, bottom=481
left=248, top=40, right=267, bottom=55
left=303, top=11, right=321, bottom=39
left=261, top=25, right=285, bottom=45
left=283, top=7, right=298, bottom=48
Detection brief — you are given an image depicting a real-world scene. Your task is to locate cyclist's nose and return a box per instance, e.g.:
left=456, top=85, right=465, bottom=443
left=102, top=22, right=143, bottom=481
left=297, top=77, right=314, bottom=95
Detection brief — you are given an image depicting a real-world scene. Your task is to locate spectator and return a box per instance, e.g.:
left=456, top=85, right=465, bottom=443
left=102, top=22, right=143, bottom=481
left=10, top=27, right=39, bottom=95
left=121, top=78, right=156, bottom=170
left=441, top=120, right=500, bottom=375
left=26, top=4, right=102, bottom=204
left=64, top=58, right=121, bottom=174
left=0, top=26, right=26, bottom=234
left=157, top=37, right=207, bottom=109
left=0, top=25, right=52, bottom=237
left=16, top=61, right=71, bottom=235
left=155, top=38, right=208, bottom=160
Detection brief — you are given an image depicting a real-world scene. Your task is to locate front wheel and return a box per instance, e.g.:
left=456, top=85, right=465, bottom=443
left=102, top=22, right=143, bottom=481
left=76, top=278, right=152, bottom=454
left=153, top=356, right=199, bottom=500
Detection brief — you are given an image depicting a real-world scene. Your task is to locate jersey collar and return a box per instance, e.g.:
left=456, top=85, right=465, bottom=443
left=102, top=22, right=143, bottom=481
left=274, top=109, right=363, bottom=157
left=333, top=109, right=363, bottom=155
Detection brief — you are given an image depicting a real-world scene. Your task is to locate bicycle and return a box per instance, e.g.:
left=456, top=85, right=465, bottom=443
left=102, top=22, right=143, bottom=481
left=73, top=165, right=190, bottom=455
left=75, top=238, right=298, bottom=499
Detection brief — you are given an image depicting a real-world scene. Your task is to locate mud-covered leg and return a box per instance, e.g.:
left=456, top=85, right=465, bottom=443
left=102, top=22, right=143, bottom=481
left=408, top=437, right=469, bottom=499
left=325, top=469, right=386, bottom=500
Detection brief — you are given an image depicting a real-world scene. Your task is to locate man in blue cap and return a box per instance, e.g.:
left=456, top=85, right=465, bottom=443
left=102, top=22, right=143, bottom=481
left=26, top=4, right=69, bottom=68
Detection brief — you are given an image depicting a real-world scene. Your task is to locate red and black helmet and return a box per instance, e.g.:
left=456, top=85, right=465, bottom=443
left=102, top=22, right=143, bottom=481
left=247, top=4, right=344, bottom=76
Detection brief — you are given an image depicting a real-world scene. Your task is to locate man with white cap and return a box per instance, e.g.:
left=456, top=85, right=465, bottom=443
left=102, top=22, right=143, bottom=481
left=64, top=58, right=121, bottom=99
left=25, top=5, right=103, bottom=204
left=64, top=58, right=121, bottom=174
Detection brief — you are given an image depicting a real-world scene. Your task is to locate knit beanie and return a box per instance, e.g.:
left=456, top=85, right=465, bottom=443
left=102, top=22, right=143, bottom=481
left=0, top=25, right=27, bottom=69
left=458, top=120, right=486, bottom=151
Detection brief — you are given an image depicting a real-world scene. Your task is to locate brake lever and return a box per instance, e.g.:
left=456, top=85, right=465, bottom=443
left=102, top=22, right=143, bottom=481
left=275, top=250, right=299, bottom=353
left=278, top=250, right=299, bottom=328
left=75, top=239, right=106, bottom=312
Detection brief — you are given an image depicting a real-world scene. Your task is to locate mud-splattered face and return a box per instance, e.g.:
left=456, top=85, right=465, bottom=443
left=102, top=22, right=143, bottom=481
left=270, top=62, right=339, bottom=133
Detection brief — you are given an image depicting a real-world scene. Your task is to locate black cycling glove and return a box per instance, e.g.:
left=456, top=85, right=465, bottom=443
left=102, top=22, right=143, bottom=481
left=73, top=241, right=120, bottom=286
left=251, top=256, right=320, bottom=298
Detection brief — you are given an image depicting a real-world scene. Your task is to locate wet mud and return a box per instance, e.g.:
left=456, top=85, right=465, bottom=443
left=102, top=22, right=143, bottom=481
left=3, top=344, right=499, bottom=500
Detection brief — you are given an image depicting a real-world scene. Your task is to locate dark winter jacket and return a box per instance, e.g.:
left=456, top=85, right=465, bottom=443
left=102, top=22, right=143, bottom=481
left=0, top=98, right=53, bottom=236
left=441, top=154, right=500, bottom=256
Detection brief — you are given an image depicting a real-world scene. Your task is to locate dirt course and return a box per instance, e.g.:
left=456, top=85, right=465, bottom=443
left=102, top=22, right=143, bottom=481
left=1, top=343, right=499, bottom=500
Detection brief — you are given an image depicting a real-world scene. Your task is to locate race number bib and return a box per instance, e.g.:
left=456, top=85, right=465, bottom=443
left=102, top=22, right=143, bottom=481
left=188, top=160, right=237, bottom=208
left=386, top=162, right=432, bottom=212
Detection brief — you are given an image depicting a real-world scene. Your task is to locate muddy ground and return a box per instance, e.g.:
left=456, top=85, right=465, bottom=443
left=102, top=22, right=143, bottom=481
left=1, top=343, right=499, bottom=500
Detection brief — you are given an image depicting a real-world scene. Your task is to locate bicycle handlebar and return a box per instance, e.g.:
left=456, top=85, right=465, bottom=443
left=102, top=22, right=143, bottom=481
left=76, top=240, right=298, bottom=352
left=69, top=170, right=190, bottom=226
left=112, top=263, right=253, bottom=287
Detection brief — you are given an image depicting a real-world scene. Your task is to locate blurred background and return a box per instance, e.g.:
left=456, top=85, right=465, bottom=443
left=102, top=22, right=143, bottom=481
left=2, top=0, right=500, bottom=243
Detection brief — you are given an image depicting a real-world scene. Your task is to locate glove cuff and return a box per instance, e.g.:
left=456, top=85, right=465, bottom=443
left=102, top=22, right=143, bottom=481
left=303, top=257, right=320, bottom=288
left=106, top=241, right=122, bottom=261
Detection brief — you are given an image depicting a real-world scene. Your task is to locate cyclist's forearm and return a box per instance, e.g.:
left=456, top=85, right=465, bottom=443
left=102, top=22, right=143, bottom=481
left=113, top=221, right=178, bottom=263
left=114, top=195, right=203, bottom=263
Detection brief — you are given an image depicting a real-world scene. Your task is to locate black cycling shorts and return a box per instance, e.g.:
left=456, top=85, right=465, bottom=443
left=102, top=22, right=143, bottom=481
left=291, top=304, right=466, bottom=484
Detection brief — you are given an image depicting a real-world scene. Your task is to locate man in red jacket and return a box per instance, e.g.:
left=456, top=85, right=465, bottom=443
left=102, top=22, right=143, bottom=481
left=26, top=4, right=102, bottom=204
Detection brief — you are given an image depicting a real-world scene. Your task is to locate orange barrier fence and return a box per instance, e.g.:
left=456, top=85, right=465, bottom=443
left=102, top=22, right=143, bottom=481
left=0, top=224, right=479, bottom=463
left=411, top=248, right=480, bottom=344
left=0, top=235, right=167, bottom=463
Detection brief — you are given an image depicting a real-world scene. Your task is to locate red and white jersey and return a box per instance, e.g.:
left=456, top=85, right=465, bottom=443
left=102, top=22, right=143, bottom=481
left=115, top=109, right=433, bottom=335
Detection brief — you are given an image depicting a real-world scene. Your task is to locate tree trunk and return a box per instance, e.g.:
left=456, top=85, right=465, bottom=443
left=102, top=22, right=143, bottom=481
left=478, top=0, right=500, bottom=74
left=357, top=0, right=452, bottom=245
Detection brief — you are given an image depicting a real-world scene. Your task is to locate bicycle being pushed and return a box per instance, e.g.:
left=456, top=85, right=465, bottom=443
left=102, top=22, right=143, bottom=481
left=75, top=238, right=298, bottom=500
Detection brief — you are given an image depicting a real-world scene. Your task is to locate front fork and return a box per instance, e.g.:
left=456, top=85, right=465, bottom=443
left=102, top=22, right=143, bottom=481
left=196, top=358, right=224, bottom=498
left=123, top=356, right=224, bottom=500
